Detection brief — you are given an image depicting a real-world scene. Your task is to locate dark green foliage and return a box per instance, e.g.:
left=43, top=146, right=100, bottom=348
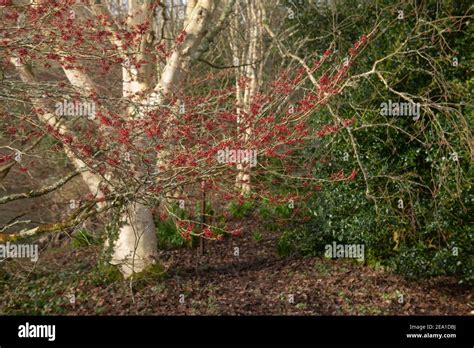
left=155, top=217, right=186, bottom=249
left=72, top=229, right=97, bottom=248
left=279, top=0, right=473, bottom=282
left=228, top=200, right=255, bottom=218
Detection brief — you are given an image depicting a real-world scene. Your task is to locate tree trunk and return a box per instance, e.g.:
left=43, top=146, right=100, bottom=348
left=110, top=202, right=158, bottom=277
left=110, top=0, right=216, bottom=276
left=230, top=0, right=264, bottom=194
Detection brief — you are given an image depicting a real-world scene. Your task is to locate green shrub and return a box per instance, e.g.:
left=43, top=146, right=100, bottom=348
left=72, top=229, right=97, bottom=248
left=228, top=200, right=255, bottom=218
left=155, top=217, right=186, bottom=249
left=280, top=0, right=473, bottom=283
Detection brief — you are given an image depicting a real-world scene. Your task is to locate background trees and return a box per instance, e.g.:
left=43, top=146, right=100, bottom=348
left=276, top=0, right=472, bottom=282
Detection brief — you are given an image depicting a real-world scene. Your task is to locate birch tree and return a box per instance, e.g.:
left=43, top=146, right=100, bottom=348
left=2, top=0, right=221, bottom=277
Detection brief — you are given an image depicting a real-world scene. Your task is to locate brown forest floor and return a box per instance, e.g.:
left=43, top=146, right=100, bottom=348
left=0, top=229, right=472, bottom=315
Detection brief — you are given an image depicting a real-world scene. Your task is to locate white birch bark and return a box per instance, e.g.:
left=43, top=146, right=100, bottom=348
left=112, top=0, right=216, bottom=276
left=231, top=0, right=264, bottom=194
